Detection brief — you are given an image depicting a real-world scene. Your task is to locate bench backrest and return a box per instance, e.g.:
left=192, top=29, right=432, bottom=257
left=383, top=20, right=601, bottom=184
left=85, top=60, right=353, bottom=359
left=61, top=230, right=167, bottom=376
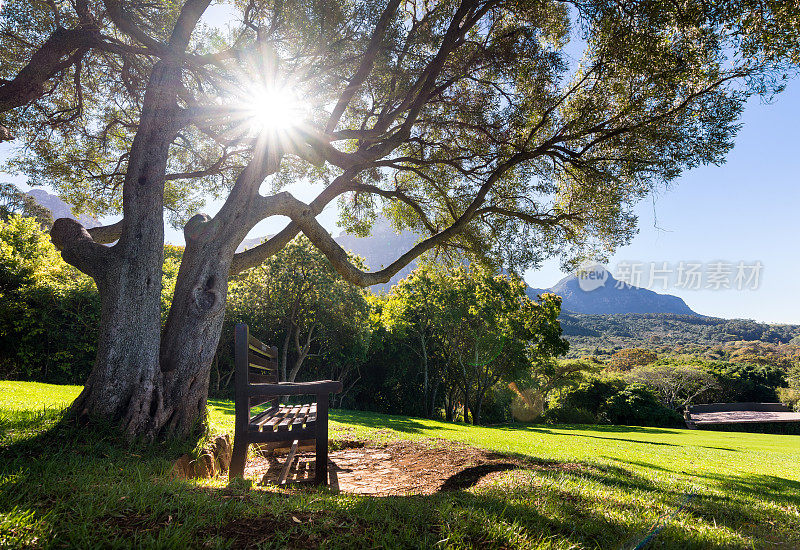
left=234, top=323, right=280, bottom=414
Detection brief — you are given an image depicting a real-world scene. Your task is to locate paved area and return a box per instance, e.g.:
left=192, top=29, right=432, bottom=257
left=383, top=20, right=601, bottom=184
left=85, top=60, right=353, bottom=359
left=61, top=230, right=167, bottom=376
left=691, top=410, right=800, bottom=424
left=243, top=439, right=526, bottom=495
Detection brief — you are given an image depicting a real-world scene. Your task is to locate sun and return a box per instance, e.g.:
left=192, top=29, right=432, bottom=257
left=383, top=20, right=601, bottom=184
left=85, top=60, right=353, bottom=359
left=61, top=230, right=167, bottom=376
left=245, top=86, right=306, bottom=135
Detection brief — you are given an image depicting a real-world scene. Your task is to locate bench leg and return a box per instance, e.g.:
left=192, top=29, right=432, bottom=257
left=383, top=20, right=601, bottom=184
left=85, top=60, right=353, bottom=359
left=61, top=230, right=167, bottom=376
left=229, top=439, right=248, bottom=480
left=314, top=396, right=329, bottom=485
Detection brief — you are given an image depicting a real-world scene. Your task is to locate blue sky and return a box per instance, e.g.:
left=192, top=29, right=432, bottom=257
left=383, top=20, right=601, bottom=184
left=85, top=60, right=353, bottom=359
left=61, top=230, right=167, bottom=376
left=524, top=85, right=800, bottom=324
left=2, top=60, right=798, bottom=324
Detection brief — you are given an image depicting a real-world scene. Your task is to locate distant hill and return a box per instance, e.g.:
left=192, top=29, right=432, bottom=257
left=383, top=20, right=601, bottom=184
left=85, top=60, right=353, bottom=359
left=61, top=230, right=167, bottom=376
left=526, top=268, right=698, bottom=316
left=242, top=221, right=703, bottom=311
left=26, top=189, right=99, bottom=228
left=333, top=219, right=418, bottom=292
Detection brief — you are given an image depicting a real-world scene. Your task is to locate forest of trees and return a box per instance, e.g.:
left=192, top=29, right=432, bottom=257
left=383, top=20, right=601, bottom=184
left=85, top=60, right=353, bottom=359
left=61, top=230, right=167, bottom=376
left=0, top=214, right=572, bottom=424
left=3, top=213, right=798, bottom=428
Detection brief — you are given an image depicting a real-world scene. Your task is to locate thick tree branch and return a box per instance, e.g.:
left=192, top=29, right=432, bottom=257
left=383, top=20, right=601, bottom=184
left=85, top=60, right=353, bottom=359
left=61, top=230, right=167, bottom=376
left=325, top=0, right=402, bottom=133
left=229, top=170, right=358, bottom=274
left=0, top=26, right=98, bottom=113
left=102, top=0, right=168, bottom=54
left=168, top=0, right=213, bottom=52
left=50, top=218, right=114, bottom=281
left=286, top=151, right=529, bottom=287
left=87, top=220, right=124, bottom=243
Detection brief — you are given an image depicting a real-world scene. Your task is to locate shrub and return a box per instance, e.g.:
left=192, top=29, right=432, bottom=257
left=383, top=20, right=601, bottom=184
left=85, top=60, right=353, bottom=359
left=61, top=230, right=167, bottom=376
left=509, top=386, right=544, bottom=422
left=599, top=384, right=683, bottom=427
left=539, top=406, right=596, bottom=425
left=705, top=362, right=785, bottom=402
left=546, top=377, right=684, bottom=428
left=554, top=378, right=626, bottom=416
left=0, top=216, right=100, bottom=383
left=778, top=387, right=800, bottom=411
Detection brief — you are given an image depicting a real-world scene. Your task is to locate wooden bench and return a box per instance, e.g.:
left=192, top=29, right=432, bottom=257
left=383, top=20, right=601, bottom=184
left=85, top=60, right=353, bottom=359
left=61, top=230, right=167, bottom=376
left=229, top=323, right=342, bottom=484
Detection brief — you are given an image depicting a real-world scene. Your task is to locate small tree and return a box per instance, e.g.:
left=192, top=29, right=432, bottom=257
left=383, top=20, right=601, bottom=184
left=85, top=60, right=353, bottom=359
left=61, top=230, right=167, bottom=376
left=431, top=266, right=567, bottom=424
left=381, top=265, right=445, bottom=418
left=227, top=237, right=370, bottom=382
left=627, top=364, right=718, bottom=410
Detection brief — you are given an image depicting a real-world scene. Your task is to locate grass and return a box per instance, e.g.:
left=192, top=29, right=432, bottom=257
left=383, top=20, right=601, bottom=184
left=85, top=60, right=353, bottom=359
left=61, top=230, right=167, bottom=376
left=1, top=381, right=799, bottom=548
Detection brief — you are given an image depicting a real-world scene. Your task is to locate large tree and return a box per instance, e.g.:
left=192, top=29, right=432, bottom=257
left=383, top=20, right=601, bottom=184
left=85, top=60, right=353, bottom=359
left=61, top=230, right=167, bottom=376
left=0, top=0, right=797, bottom=439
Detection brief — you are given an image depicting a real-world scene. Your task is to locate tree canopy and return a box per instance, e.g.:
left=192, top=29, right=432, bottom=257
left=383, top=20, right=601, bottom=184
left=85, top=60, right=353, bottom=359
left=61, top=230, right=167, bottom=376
left=227, top=236, right=371, bottom=382
left=3, top=0, right=798, bottom=275
left=383, top=264, right=568, bottom=423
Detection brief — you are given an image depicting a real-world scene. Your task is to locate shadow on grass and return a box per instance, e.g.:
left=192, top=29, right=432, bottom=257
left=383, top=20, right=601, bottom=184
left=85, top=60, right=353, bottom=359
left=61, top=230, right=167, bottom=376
left=693, top=470, right=800, bottom=507
left=1, top=407, right=798, bottom=549
left=493, top=424, right=683, bottom=447
left=0, top=407, right=196, bottom=466
left=496, top=423, right=683, bottom=435
left=328, top=409, right=455, bottom=435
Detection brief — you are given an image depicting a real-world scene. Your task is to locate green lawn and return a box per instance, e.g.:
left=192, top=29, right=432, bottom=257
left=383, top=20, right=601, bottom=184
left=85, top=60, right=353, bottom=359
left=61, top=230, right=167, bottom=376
left=1, top=381, right=799, bottom=548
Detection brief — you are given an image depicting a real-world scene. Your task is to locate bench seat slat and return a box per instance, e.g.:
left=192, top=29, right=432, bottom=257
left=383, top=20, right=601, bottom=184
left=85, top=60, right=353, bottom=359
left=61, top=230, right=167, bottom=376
left=277, top=405, right=302, bottom=431
left=249, top=406, right=279, bottom=429
left=293, top=405, right=311, bottom=426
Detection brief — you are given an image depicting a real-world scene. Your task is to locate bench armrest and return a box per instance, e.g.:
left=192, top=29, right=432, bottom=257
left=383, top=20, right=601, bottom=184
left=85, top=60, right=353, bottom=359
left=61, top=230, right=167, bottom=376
left=248, top=380, right=343, bottom=396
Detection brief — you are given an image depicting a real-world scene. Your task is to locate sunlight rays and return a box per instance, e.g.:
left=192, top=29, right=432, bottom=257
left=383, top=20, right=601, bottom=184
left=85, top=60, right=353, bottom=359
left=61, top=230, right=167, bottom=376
left=244, top=85, right=306, bottom=136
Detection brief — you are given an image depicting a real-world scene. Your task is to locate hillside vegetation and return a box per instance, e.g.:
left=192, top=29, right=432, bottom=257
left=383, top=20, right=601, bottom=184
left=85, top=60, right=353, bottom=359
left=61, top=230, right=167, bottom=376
left=562, top=312, right=800, bottom=354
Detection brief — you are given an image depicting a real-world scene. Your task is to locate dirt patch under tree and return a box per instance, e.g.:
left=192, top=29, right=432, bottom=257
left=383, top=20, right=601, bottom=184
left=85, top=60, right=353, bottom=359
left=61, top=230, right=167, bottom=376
left=244, top=436, right=581, bottom=496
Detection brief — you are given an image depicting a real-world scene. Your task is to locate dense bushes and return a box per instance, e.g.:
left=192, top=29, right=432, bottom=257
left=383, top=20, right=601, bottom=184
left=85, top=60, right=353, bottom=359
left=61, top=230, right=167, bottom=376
left=705, top=362, right=785, bottom=402
left=544, top=378, right=683, bottom=427
left=601, top=385, right=683, bottom=427
left=539, top=406, right=596, bottom=425
left=0, top=216, right=99, bottom=384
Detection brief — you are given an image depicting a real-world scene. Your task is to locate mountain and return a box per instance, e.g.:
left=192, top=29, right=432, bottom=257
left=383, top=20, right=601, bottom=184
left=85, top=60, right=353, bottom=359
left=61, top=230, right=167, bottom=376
left=26, top=188, right=99, bottom=228
left=526, top=268, right=699, bottom=315
left=333, top=218, right=418, bottom=292
left=241, top=220, right=700, bottom=312
left=237, top=217, right=419, bottom=292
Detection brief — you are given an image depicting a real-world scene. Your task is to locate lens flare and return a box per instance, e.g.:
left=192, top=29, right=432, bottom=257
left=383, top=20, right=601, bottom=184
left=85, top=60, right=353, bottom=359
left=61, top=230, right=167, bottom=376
left=246, top=86, right=305, bottom=135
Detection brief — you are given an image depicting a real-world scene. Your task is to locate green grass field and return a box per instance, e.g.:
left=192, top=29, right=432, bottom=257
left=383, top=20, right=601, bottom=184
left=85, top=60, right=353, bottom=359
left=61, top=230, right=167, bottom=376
left=1, top=381, right=799, bottom=548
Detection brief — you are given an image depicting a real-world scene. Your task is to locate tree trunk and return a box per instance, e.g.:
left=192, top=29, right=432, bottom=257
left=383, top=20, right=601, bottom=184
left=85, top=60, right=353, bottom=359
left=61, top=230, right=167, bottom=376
left=429, top=381, right=439, bottom=420
left=472, top=395, right=482, bottom=425
left=71, top=255, right=165, bottom=438
left=65, top=59, right=181, bottom=439
left=158, top=220, right=236, bottom=437
left=280, top=321, right=292, bottom=381
left=287, top=324, right=313, bottom=382
left=420, top=333, right=429, bottom=417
